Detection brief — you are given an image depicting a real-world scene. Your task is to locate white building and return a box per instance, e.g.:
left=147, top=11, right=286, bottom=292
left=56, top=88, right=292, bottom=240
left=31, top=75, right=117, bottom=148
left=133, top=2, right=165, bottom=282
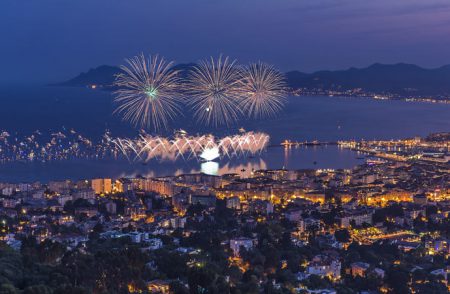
left=57, top=194, right=73, bottom=206
left=306, top=255, right=341, bottom=280
left=2, top=187, right=14, bottom=196
left=338, top=208, right=373, bottom=228
left=226, top=196, right=240, bottom=210
left=230, top=237, right=254, bottom=256
left=73, top=188, right=96, bottom=202
left=285, top=209, right=302, bottom=222
left=145, top=238, right=163, bottom=250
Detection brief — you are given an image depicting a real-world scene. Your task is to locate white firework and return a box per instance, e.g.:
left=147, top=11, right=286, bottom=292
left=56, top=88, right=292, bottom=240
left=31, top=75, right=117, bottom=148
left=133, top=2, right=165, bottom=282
left=239, top=62, right=287, bottom=118
left=113, top=53, right=183, bottom=131
left=112, top=132, right=270, bottom=162
left=185, top=55, right=243, bottom=127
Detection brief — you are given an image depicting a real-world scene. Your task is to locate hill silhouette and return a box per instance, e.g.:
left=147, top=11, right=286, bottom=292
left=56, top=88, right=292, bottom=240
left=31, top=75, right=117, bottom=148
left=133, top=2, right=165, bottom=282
left=59, top=63, right=450, bottom=97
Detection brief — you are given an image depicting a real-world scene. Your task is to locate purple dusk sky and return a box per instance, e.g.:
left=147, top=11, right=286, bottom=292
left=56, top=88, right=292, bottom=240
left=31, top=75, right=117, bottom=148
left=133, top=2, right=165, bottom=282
left=2, top=0, right=450, bottom=83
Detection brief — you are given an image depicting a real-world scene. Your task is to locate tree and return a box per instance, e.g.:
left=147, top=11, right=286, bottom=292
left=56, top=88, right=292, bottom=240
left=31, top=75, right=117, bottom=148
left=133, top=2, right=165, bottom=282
left=280, top=232, right=293, bottom=249
left=0, top=284, right=19, bottom=294
left=334, top=229, right=351, bottom=243
left=386, top=268, right=410, bottom=294
left=187, top=266, right=216, bottom=294
left=226, top=265, right=243, bottom=284
left=169, top=281, right=189, bottom=294
left=154, top=249, right=188, bottom=279
left=413, top=214, right=427, bottom=232
left=23, top=285, right=52, bottom=294
left=303, top=275, right=331, bottom=290
left=237, top=273, right=259, bottom=294
left=0, top=244, right=25, bottom=287
left=425, top=205, right=438, bottom=217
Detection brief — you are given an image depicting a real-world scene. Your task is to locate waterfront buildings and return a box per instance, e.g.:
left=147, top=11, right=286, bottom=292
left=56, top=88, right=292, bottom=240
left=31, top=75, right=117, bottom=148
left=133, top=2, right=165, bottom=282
left=0, top=132, right=449, bottom=293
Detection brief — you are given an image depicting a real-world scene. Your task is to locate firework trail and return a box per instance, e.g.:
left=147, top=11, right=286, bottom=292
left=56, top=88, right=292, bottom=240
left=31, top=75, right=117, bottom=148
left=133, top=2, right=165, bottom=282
left=113, top=53, right=183, bottom=131
left=239, top=62, right=287, bottom=118
left=112, top=132, right=270, bottom=162
left=185, top=55, right=243, bottom=127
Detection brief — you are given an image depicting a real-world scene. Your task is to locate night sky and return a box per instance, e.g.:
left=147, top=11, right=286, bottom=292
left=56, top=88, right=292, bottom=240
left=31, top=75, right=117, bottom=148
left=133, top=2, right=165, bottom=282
left=2, top=0, right=450, bottom=83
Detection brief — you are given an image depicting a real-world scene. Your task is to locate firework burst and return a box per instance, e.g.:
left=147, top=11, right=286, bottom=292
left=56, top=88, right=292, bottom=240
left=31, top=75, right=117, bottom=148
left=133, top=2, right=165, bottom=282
left=113, top=53, right=182, bottom=131
left=112, top=132, right=270, bottom=162
left=186, top=55, right=243, bottom=127
left=239, top=62, right=287, bottom=118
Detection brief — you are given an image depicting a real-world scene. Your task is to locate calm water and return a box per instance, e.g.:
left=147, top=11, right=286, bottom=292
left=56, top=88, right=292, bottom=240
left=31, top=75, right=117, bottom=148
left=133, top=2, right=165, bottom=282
left=1, top=86, right=449, bottom=142
left=0, top=146, right=363, bottom=183
left=0, top=85, right=449, bottom=182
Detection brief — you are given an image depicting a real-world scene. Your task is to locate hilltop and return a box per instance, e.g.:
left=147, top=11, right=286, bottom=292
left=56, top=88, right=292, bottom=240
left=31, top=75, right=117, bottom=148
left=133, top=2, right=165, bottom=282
left=59, top=63, right=450, bottom=98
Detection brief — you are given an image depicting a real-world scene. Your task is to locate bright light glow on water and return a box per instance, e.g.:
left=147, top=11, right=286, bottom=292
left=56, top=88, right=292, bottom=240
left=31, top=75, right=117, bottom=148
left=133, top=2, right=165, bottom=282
left=0, top=146, right=362, bottom=183
left=201, top=161, right=219, bottom=175
left=200, top=147, right=220, bottom=161
left=0, top=86, right=448, bottom=182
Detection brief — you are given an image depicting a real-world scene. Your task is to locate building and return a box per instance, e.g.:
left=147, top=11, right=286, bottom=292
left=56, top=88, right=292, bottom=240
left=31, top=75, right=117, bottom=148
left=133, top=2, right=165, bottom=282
left=367, top=189, right=413, bottom=206
left=2, top=198, right=18, bottom=208
left=413, top=193, right=428, bottom=205
left=147, top=280, right=170, bottom=293
left=189, top=194, right=216, bottom=208
left=48, top=180, right=72, bottom=193
left=285, top=209, right=303, bottom=222
left=32, top=189, right=45, bottom=199
left=172, top=192, right=189, bottom=212
left=230, top=237, right=254, bottom=256
left=306, top=254, right=341, bottom=280
left=250, top=200, right=274, bottom=215
left=117, top=178, right=133, bottom=192
left=338, top=208, right=374, bottom=228
left=430, top=267, right=450, bottom=285
left=226, top=196, right=240, bottom=210
left=141, top=178, right=179, bottom=197
left=1, top=187, right=14, bottom=196
left=73, top=188, right=96, bottom=202
left=91, top=179, right=112, bottom=195
left=177, top=173, right=222, bottom=189
left=125, top=204, right=146, bottom=220
left=169, top=217, right=187, bottom=229
left=350, top=262, right=370, bottom=277
left=297, top=218, right=306, bottom=234
left=403, top=203, right=426, bottom=220
left=74, top=207, right=98, bottom=218
left=17, top=183, right=33, bottom=192
left=57, top=194, right=73, bottom=206
left=105, top=201, right=117, bottom=215
left=144, top=238, right=163, bottom=250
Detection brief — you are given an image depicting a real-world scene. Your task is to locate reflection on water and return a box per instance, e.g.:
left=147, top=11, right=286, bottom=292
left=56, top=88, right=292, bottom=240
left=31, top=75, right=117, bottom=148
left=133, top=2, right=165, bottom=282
left=1, top=87, right=449, bottom=143
left=200, top=159, right=267, bottom=177
left=201, top=161, right=219, bottom=175
left=0, top=146, right=362, bottom=183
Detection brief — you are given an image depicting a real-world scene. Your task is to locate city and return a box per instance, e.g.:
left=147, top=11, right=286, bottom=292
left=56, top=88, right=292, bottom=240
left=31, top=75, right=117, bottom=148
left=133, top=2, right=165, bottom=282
left=2, top=1, right=450, bottom=293
left=0, top=132, right=449, bottom=293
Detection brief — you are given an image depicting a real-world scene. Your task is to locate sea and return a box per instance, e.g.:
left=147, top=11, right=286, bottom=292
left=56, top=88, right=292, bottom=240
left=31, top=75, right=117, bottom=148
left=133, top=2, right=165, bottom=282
left=0, top=85, right=449, bottom=182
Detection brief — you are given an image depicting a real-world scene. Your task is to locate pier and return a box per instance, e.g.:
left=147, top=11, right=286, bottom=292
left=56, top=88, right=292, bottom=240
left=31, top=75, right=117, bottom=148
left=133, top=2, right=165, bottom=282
left=280, top=140, right=338, bottom=147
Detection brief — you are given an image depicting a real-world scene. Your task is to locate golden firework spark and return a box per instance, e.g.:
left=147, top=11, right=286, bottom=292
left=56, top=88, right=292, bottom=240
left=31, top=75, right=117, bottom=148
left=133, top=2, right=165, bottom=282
left=239, top=61, right=287, bottom=118
left=185, top=55, right=243, bottom=127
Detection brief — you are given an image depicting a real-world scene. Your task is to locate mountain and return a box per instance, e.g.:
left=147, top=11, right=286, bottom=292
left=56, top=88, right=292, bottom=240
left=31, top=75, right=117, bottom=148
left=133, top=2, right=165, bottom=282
left=59, top=63, right=197, bottom=87
left=59, top=65, right=121, bottom=87
left=59, top=63, right=450, bottom=97
left=286, top=63, right=450, bottom=96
